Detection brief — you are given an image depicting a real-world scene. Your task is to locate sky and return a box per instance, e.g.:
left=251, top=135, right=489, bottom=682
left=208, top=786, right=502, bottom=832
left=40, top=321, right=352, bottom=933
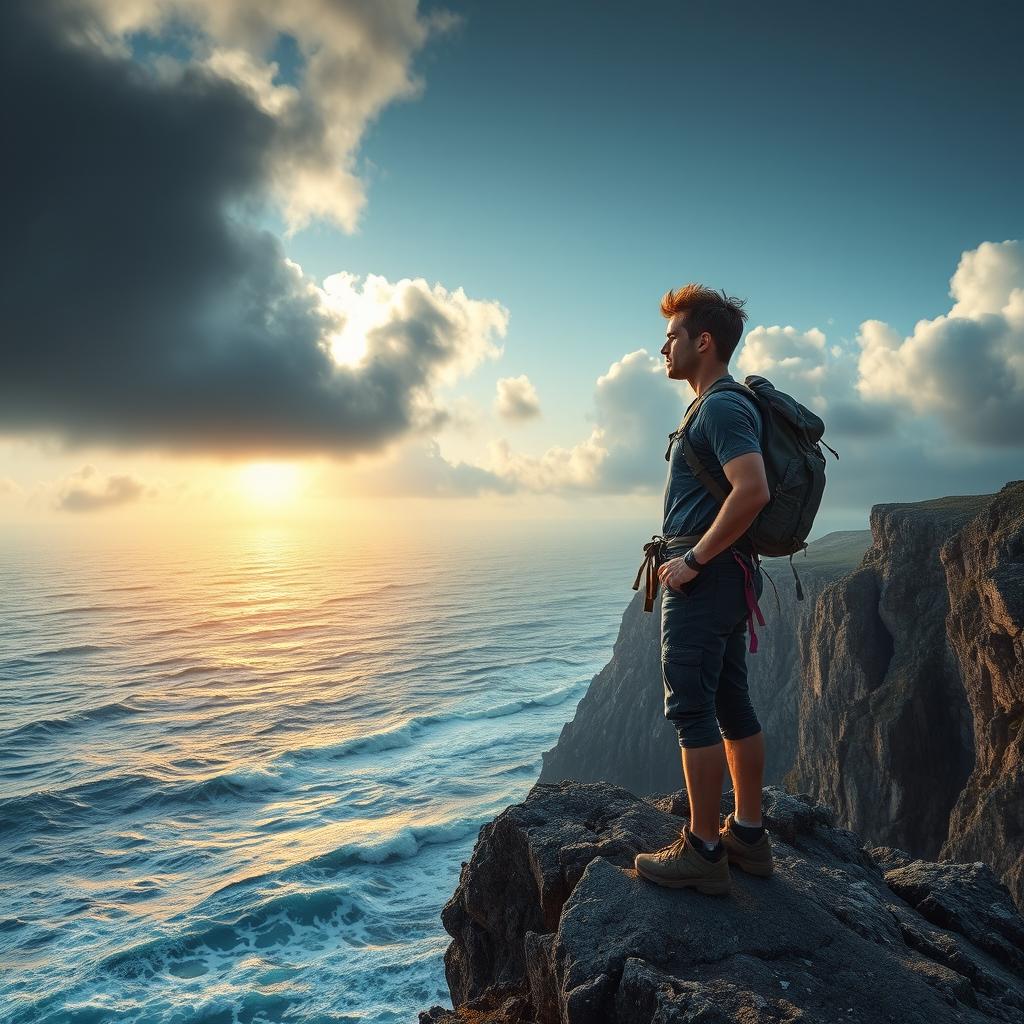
left=1, top=0, right=1022, bottom=545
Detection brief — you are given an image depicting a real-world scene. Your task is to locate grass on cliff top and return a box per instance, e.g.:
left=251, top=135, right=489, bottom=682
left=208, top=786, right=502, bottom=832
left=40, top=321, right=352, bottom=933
left=872, top=491, right=996, bottom=516
left=761, top=529, right=872, bottom=572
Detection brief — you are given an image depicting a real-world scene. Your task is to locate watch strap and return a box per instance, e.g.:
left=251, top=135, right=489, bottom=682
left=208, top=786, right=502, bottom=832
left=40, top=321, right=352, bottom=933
left=683, top=548, right=705, bottom=572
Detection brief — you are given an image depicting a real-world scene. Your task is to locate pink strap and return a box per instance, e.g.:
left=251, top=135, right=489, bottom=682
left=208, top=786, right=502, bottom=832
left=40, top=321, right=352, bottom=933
left=731, top=549, right=766, bottom=653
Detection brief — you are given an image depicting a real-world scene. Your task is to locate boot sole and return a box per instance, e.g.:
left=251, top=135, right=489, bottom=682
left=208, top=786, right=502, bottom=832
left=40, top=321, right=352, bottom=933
left=634, top=862, right=731, bottom=895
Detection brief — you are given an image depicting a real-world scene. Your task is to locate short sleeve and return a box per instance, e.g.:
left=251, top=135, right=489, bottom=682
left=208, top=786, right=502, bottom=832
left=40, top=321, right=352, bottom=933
left=700, top=393, right=762, bottom=467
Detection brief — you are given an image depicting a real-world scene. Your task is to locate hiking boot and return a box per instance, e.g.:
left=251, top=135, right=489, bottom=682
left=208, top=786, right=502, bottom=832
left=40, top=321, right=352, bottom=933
left=719, top=811, right=774, bottom=876
left=634, top=824, right=730, bottom=895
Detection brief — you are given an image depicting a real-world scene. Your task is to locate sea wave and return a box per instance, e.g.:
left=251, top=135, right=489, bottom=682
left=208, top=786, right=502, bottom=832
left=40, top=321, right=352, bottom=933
left=0, top=764, right=290, bottom=827
left=26, top=643, right=111, bottom=659
left=274, top=677, right=589, bottom=766
left=319, top=579, right=428, bottom=605
left=204, top=808, right=495, bottom=902
left=10, top=886, right=372, bottom=1023
left=101, top=886, right=365, bottom=979
left=0, top=698, right=143, bottom=743
left=306, top=811, right=490, bottom=871
left=13, top=810, right=494, bottom=1016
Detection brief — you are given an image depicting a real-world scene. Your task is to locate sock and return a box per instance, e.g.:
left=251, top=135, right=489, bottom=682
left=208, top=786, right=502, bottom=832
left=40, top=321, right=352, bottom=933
left=687, top=826, right=724, bottom=861
left=731, top=816, right=765, bottom=843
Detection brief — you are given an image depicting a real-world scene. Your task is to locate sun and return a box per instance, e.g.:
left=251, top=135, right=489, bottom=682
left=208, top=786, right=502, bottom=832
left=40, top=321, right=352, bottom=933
left=237, top=462, right=302, bottom=506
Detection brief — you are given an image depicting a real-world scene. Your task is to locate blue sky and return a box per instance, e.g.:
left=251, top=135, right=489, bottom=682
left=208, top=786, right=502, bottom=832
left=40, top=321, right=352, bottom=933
left=277, top=0, right=1022, bottom=376
left=1, top=0, right=1022, bottom=534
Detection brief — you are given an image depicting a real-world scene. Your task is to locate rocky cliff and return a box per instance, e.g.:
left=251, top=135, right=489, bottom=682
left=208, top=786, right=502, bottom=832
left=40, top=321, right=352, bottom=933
left=419, top=780, right=1024, bottom=1023
left=784, top=486, right=1024, bottom=901
left=938, top=481, right=1024, bottom=914
left=537, top=531, right=871, bottom=794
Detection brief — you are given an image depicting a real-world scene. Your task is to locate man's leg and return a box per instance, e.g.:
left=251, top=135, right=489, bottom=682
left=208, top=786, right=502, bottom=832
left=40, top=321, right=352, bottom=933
left=659, top=560, right=729, bottom=852
left=681, top=741, right=727, bottom=845
left=718, top=615, right=765, bottom=826
left=723, top=730, right=765, bottom=824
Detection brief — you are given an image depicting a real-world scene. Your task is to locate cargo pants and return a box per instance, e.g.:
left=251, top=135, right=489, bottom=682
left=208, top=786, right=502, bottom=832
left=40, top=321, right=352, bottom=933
left=660, top=545, right=765, bottom=749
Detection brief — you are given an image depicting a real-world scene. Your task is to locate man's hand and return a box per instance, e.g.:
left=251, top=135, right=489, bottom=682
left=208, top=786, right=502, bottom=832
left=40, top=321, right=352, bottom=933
left=658, top=556, right=699, bottom=591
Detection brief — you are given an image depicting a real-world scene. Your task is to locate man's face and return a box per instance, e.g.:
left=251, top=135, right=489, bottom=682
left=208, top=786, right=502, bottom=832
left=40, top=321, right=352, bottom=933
left=661, top=314, right=709, bottom=379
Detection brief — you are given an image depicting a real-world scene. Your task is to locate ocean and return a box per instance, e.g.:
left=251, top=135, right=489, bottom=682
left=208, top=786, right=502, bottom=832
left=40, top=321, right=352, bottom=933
left=0, top=519, right=651, bottom=1023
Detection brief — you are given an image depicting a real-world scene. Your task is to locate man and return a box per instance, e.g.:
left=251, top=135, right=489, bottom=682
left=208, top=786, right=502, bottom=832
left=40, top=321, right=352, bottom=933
left=633, top=283, right=774, bottom=896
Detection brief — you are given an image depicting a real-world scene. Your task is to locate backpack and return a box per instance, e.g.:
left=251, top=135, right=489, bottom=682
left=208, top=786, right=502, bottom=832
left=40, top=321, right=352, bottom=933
left=666, top=373, right=840, bottom=600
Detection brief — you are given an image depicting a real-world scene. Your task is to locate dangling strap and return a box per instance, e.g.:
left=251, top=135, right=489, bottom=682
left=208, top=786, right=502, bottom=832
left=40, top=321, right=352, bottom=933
left=789, top=553, right=805, bottom=601
left=731, top=548, right=766, bottom=653
left=759, top=563, right=782, bottom=617
left=631, top=535, right=667, bottom=613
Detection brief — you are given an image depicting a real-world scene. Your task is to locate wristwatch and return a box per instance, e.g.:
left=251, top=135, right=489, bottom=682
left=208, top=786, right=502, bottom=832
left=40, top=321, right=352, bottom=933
left=683, top=548, right=705, bottom=573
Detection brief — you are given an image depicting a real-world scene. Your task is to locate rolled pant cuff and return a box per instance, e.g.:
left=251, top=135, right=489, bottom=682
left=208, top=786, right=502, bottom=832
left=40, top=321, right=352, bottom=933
left=677, top=733, right=725, bottom=749
left=719, top=723, right=763, bottom=742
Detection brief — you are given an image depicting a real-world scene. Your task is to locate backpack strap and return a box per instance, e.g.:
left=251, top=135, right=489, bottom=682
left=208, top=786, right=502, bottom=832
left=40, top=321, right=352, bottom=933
left=674, top=379, right=760, bottom=505
left=682, top=432, right=729, bottom=503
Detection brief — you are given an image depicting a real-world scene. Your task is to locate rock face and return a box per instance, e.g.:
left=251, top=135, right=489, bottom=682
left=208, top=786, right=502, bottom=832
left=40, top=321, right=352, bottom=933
left=938, top=481, right=1024, bottom=913
left=537, top=531, right=871, bottom=795
left=419, top=780, right=1024, bottom=1023
left=784, top=490, right=1017, bottom=874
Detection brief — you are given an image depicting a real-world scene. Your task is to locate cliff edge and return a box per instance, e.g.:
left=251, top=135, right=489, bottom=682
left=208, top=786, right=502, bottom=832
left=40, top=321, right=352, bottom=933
left=784, top=492, right=990, bottom=859
left=785, top=483, right=1024, bottom=912
left=939, top=481, right=1024, bottom=913
left=419, top=779, right=1024, bottom=1023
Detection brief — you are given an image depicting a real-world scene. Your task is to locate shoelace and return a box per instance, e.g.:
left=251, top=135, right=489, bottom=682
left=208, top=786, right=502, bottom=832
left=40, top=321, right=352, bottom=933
left=658, top=832, right=690, bottom=861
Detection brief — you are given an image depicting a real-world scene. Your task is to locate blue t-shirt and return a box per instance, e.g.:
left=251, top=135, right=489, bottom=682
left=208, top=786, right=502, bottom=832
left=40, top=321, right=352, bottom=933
left=662, top=374, right=763, bottom=537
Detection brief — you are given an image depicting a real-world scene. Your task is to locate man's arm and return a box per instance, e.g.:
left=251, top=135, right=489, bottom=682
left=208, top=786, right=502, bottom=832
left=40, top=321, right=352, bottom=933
left=657, top=451, right=769, bottom=590
left=657, top=393, right=769, bottom=591
left=690, top=451, right=770, bottom=564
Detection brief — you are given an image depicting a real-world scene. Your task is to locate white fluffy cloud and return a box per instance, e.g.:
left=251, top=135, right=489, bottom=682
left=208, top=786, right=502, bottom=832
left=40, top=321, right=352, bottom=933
left=74, top=0, right=460, bottom=234
left=736, top=325, right=829, bottom=397
left=735, top=323, right=894, bottom=438
left=494, top=375, right=541, bottom=421
left=319, top=269, right=508, bottom=394
left=855, top=239, right=1024, bottom=445
left=488, top=429, right=608, bottom=492
left=732, top=239, right=1024, bottom=449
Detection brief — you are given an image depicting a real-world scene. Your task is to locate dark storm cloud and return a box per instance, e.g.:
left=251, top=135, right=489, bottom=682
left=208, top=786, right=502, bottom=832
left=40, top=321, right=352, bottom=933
left=0, top=1, right=480, bottom=458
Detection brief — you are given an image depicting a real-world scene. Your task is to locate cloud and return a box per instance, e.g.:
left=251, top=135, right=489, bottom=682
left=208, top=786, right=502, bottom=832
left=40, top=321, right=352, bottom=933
left=489, top=429, right=608, bottom=493
left=489, top=349, right=684, bottom=493
left=494, top=375, right=541, bottom=422
left=0, top=1, right=504, bottom=459
left=724, top=240, right=1024, bottom=519
left=346, top=439, right=515, bottom=498
left=736, top=325, right=829, bottom=392
left=55, top=465, right=152, bottom=512
left=74, top=0, right=461, bottom=235
left=735, top=323, right=897, bottom=438
left=486, top=241, right=1023, bottom=511
left=855, top=239, right=1024, bottom=445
